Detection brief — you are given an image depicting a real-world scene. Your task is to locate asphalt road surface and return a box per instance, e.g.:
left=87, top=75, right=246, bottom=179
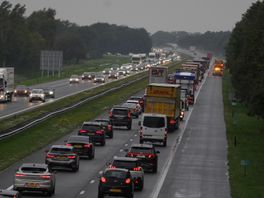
left=0, top=63, right=230, bottom=198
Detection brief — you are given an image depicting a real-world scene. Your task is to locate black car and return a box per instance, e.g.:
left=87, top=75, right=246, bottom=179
left=43, top=88, right=55, bottom=98
left=65, top=135, right=95, bottom=159
left=94, top=118, right=113, bottom=138
left=13, top=85, right=30, bottom=97
left=98, top=168, right=134, bottom=198
left=81, top=72, right=91, bottom=80
left=126, top=143, right=159, bottom=173
left=78, top=121, right=106, bottom=146
left=45, top=145, right=80, bottom=172
left=109, top=106, right=132, bottom=130
left=0, top=189, right=21, bottom=198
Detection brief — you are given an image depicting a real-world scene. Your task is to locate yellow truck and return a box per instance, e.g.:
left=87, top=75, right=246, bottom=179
left=145, top=83, right=181, bottom=131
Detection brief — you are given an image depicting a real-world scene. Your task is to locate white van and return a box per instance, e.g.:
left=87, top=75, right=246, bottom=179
left=139, top=113, right=168, bottom=147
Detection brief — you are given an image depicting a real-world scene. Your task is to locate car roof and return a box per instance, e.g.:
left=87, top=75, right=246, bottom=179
left=94, top=119, right=110, bottom=122
left=20, top=163, right=48, bottom=169
left=104, top=167, right=130, bottom=173
left=83, top=121, right=102, bottom=126
left=130, top=143, right=154, bottom=149
left=112, top=106, right=129, bottom=110
left=68, top=135, right=89, bottom=141
left=113, top=156, right=138, bottom=162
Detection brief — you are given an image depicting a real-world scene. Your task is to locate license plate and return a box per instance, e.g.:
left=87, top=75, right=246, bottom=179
left=137, top=155, right=145, bottom=158
left=26, top=183, right=39, bottom=188
left=56, top=156, right=67, bottom=160
left=74, top=145, right=82, bottom=148
left=87, top=133, right=94, bottom=136
left=110, top=189, right=121, bottom=192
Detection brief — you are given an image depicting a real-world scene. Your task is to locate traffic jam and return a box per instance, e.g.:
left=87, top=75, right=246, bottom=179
left=0, top=52, right=221, bottom=198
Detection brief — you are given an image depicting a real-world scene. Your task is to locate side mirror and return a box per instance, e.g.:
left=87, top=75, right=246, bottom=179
left=138, top=121, right=141, bottom=126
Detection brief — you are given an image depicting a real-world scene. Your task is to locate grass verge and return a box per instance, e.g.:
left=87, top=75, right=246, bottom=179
left=0, top=62, right=181, bottom=171
left=223, top=71, right=264, bottom=198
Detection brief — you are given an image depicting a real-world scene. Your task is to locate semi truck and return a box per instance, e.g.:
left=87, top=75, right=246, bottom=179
left=148, top=66, right=168, bottom=84
left=0, top=67, right=14, bottom=102
left=144, top=83, right=181, bottom=131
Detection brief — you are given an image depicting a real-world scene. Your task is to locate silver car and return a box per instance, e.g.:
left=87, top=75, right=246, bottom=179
left=110, top=156, right=144, bottom=191
left=29, top=89, right=45, bottom=102
left=13, top=163, right=55, bottom=196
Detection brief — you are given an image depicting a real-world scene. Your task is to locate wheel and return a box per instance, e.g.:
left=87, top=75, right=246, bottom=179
left=127, top=192, right=134, bottom=198
left=153, top=162, right=158, bottom=173
left=138, top=178, right=144, bottom=191
left=89, top=149, right=95, bottom=159
left=127, top=124, right=132, bottom=130
left=109, top=131, right=113, bottom=139
left=98, top=191, right=104, bottom=198
left=163, top=140, right=167, bottom=147
left=73, top=163, right=79, bottom=172
left=139, top=139, right=143, bottom=144
left=101, top=139, right=105, bottom=146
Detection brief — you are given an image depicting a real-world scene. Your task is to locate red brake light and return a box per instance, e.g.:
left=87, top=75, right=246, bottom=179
left=84, top=144, right=91, bottom=148
left=133, top=167, right=142, bottom=171
left=96, top=130, right=103, bottom=135
left=128, top=112, right=131, bottom=118
left=127, top=153, right=134, bottom=157
left=41, top=175, right=51, bottom=179
left=108, top=165, right=116, bottom=169
left=47, top=154, right=55, bottom=158
left=125, top=178, right=131, bottom=184
left=66, top=143, right=72, bottom=146
left=16, top=173, right=25, bottom=177
left=170, top=119, right=176, bottom=125
left=79, top=129, right=87, bottom=133
left=101, top=177, right=107, bottom=183
left=68, top=155, right=76, bottom=159
left=148, top=154, right=155, bottom=159
left=109, top=111, right=113, bottom=118
left=108, top=124, right=112, bottom=130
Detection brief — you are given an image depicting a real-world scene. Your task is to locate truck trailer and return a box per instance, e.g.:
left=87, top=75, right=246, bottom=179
left=0, top=67, right=14, bottom=102
left=144, top=83, right=181, bottom=132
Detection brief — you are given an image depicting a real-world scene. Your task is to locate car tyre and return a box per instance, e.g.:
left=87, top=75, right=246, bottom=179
left=127, top=124, right=132, bottom=130
left=127, top=192, right=134, bottom=198
left=101, top=139, right=105, bottom=146
left=89, top=150, right=95, bottom=159
left=163, top=139, right=167, bottom=147
left=139, top=139, right=143, bottom=144
left=153, top=163, right=158, bottom=173
left=109, top=131, right=113, bottom=139
left=98, top=191, right=104, bottom=198
left=138, top=178, right=144, bottom=191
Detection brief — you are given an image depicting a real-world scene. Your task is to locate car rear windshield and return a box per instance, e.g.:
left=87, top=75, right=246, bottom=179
left=68, top=136, right=89, bottom=142
left=112, top=161, right=137, bottom=170
left=112, top=109, right=128, bottom=115
left=130, top=147, right=154, bottom=154
left=82, top=124, right=101, bottom=131
left=50, top=148, right=72, bottom=154
left=104, top=170, right=127, bottom=179
left=143, top=116, right=165, bottom=128
left=21, top=167, right=47, bottom=173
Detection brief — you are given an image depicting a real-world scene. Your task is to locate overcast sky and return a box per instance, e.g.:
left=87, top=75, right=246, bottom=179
left=7, top=0, right=258, bottom=34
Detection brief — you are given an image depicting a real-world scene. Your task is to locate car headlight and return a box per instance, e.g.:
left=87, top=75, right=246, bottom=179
left=76, top=78, right=79, bottom=81
left=70, top=78, right=73, bottom=81
left=14, top=90, right=17, bottom=93
left=24, top=90, right=27, bottom=93
left=94, top=78, right=97, bottom=80
left=29, top=94, right=32, bottom=97
left=0, top=95, right=4, bottom=99
left=49, top=91, right=53, bottom=95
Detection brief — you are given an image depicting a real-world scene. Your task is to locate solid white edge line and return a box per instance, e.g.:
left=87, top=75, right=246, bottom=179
left=151, top=64, right=210, bottom=198
left=6, top=185, right=13, bottom=190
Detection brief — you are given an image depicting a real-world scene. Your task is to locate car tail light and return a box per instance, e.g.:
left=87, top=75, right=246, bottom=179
left=84, top=144, right=91, bottom=148
left=15, top=173, right=26, bottom=177
left=46, top=154, right=55, bottom=158
left=148, top=154, right=155, bottom=159
left=40, top=175, right=51, bottom=179
left=79, top=129, right=87, bottom=133
left=66, top=143, right=72, bottom=146
left=96, top=130, right=103, bottom=135
left=128, top=112, right=131, bottom=118
left=109, top=111, right=113, bottom=118
left=133, top=167, right=142, bottom=171
left=108, top=124, right=112, bottom=131
left=127, top=153, right=134, bottom=157
left=101, top=177, right=107, bottom=183
left=125, top=178, right=131, bottom=184
left=68, top=155, right=76, bottom=159
left=170, top=119, right=176, bottom=125
left=108, top=165, right=116, bottom=169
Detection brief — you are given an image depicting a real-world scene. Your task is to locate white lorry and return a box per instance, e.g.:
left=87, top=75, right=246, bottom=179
left=0, top=67, right=14, bottom=102
left=148, top=66, right=168, bottom=84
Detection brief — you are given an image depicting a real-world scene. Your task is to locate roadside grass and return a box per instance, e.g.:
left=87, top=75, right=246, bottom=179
left=223, top=71, right=264, bottom=198
left=16, top=55, right=129, bottom=86
left=0, top=61, right=181, bottom=171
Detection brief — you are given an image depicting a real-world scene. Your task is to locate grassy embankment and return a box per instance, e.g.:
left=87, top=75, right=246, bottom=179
left=16, top=55, right=129, bottom=86
left=223, top=71, right=264, bottom=198
left=0, top=61, right=181, bottom=171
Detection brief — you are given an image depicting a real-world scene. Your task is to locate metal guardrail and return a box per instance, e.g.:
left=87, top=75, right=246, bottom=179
left=0, top=75, right=147, bottom=140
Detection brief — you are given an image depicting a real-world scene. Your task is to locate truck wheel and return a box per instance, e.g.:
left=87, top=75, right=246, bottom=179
left=127, top=124, right=132, bottom=130
left=163, top=140, right=167, bottom=147
left=139, top=139, right=143, bottom=144
left=101, top=139, right=106, bottom=146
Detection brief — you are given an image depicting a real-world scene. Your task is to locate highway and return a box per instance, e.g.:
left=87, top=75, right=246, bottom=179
left=0, top=63, right=231, bottom=197
left=0, top=72, right=141, bottom=119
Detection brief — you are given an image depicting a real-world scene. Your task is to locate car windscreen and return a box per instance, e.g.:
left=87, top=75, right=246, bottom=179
left=130, top=147, right=154, bottom=154
left=32, top=89, right=43, bottom=94
left=112, top=109, right=128, bottom=115
left=50, top=148, right=72, bottom=154
left=104, top=170, right=127, bottom=179
left=143, top=116, right=165, bottom=128
left=112, top=161, right=137, bottom=170
left=21, top=167, right=47, bottom=173
left=68, top=136, right=89, bottom=142
left=82, top=124, right=101, bottom=131
left=95, top=120, right=109, bottom=126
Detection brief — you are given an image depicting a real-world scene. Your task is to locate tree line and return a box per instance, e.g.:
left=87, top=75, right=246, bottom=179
left=151, top=31, right=230, bottom=56
left=0, top=1, right=152, bottom=75
left=225, top=1, right=264, bottom=118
